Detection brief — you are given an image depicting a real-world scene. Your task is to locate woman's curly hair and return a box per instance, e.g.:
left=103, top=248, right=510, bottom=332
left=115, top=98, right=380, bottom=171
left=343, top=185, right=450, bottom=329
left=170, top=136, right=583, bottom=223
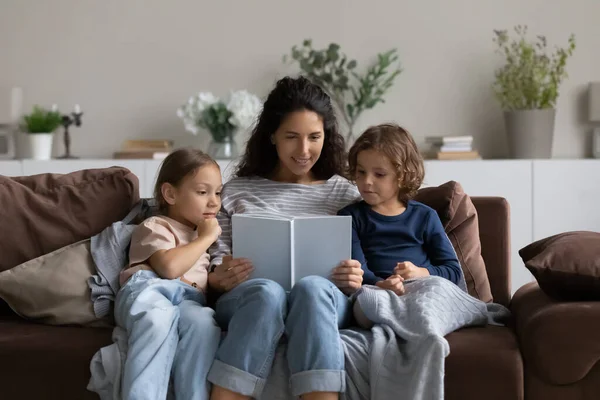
left=235, top=76, right=346, bottom=180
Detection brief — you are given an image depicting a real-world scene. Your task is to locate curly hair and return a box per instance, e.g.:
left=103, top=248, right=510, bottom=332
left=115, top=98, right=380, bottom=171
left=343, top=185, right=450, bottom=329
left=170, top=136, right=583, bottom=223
left=235, top=76, right=346, bottom=180
left=348, top=123, right=424, bottom=204
left=154, top=148, right=219, bottom=213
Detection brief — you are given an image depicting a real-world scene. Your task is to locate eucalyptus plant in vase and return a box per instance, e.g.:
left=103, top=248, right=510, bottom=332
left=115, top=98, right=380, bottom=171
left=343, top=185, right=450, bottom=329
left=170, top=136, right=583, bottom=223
left=283, top=39, right=402, bottom=143
left=493, top=25, right=576, bottom=158
left=177, top=90, right=262, bottom=159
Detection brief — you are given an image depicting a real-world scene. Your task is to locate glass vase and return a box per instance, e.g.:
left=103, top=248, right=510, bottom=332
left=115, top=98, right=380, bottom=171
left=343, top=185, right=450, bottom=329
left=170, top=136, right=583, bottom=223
left=207, top=136, right=238, bottom=160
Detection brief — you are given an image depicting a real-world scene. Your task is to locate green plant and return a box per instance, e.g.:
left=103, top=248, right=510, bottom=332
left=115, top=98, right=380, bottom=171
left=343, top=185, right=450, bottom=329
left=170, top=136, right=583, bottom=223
left=283, top=39, right=402, bottom=141
left=492, top=25, right=576, bottom=110
left=22, top=106, right=63, bottom=134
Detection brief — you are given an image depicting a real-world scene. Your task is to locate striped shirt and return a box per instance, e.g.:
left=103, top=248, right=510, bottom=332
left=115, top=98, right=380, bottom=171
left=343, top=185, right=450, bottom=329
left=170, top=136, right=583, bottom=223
left=209, top=175, right=362, bottom=267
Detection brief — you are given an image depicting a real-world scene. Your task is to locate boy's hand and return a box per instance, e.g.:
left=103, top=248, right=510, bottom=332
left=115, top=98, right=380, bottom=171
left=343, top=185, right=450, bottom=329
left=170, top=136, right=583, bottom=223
left=375, top=274, right=405, bottom=296
left=331, top=259, right=364, bottom=295
left=394, top=261, right=430, bottom=280
left=208, top=255, right=253, bottom=292
left=197, top=218, right=221, bottom=242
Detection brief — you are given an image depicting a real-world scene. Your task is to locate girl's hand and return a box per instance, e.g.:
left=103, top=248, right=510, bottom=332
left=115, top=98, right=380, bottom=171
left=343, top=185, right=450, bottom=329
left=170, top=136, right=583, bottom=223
left=331, top=259, right=364, bottom=295
left=394, top=261, right=430, bottom=280
left=209, top=255, right=253, bottom=292
left=376, top=274, right=405, bottom=296
left=197, top=218, right=221, bottom=243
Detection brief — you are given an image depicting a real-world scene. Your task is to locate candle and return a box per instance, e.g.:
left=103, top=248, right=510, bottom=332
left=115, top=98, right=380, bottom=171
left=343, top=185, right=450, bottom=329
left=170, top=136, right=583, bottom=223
left=10, top=87, right=23, bottom=123
left=74, top=104, right=81, bottom=114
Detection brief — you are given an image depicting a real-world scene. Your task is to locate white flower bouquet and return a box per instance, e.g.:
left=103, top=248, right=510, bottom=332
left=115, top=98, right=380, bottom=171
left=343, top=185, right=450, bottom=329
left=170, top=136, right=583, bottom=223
left=177, top=90, right=262, bottom=143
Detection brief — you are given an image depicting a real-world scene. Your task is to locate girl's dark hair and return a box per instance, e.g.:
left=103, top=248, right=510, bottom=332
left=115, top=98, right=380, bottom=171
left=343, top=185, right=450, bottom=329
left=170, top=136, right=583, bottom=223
left=235, top=76, right=346, bottom=180
left=154, top=147, right=219, bottom=212
left=348, top=123, right=425, bottom=204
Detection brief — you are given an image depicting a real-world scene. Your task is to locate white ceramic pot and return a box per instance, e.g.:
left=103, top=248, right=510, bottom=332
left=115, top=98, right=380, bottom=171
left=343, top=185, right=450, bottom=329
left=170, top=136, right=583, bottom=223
left=27, top=133, right=54, bottom=160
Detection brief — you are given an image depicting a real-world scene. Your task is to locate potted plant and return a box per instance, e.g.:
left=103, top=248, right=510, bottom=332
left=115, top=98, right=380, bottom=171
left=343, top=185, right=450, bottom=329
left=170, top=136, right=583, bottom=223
left=283, top=39, right=402, bottom=143
left=177, top=90, right=262, bottom=159
left=493, top=25, right=576, bottom=159
left=21, top=105, right=63, bottom=160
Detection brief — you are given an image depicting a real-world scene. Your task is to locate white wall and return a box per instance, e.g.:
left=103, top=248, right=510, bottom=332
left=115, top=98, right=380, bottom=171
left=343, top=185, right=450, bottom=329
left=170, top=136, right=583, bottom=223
left=1, top=0, right=599, bottom=159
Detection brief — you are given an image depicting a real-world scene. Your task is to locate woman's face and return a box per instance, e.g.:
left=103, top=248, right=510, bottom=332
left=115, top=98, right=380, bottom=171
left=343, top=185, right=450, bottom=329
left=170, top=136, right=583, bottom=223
left=271, top=110, right=325, bottom=181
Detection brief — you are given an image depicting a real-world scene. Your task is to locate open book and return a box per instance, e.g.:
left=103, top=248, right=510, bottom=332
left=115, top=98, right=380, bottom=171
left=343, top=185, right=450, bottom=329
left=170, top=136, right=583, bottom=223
left=231, top=214, right=352, bottom=291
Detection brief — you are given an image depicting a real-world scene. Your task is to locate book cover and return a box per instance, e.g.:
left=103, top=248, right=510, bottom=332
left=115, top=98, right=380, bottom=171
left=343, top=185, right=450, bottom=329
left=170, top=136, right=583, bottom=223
left=231, top=214, right=352, bottom=291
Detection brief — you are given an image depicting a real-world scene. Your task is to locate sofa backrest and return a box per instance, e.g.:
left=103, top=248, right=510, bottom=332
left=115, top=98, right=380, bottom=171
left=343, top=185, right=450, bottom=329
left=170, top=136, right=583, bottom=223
left=471, top=197, right=511, bottom=307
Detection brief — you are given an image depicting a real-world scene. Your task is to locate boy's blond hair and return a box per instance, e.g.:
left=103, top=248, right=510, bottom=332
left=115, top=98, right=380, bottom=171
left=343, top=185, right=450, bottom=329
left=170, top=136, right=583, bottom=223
left=348, top=123, right=425, bottom=204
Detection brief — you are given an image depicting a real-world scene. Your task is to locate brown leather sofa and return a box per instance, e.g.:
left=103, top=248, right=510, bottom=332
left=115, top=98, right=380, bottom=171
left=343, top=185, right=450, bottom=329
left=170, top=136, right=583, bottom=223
left=512, top=282, right=600, bottom=399
left=0, top=179, right=525, bottom=400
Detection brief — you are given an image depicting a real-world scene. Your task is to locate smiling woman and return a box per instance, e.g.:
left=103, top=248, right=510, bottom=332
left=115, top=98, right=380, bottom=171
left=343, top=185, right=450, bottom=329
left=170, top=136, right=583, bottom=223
left=206, top=76, right=363, bottom=400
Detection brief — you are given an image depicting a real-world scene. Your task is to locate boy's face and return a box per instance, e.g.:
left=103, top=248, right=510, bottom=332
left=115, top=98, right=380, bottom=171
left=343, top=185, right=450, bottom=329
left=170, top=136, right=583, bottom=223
left=164, top=164, right=223, bottom=227
left=354, top=149, right=401, bottom=209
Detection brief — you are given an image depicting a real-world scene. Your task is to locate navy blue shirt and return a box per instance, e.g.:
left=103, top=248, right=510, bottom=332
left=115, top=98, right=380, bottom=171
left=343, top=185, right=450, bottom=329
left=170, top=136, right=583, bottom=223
left=337, top=200, right=461, bottom=285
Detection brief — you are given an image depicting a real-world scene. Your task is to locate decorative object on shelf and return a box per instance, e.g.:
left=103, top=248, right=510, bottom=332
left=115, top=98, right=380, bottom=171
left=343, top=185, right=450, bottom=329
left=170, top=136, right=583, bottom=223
left=57, top=104, right=84, bottom=159
left=113, top=139, right=173, bottom=160
left=588, top=82, right=600, bottom=159
left=492, top=25, right=576, bottom=159
left=0, top=87, right=21, bottom=160
left=425, top=135, right=481, bottom=160
left=283, top=39, right=402, bottom=143
left=21, top=105, right=63, bottom=160
left=177, top=90, right=262, bottom=159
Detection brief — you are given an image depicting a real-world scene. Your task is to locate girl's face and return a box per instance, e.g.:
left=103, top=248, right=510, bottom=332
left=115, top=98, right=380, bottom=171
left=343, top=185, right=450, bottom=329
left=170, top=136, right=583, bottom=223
left=271, top=109, right=325, bottom=182
left=162, top=164, right=222, bottom=228
left=355, top=149, right=401, bottom=210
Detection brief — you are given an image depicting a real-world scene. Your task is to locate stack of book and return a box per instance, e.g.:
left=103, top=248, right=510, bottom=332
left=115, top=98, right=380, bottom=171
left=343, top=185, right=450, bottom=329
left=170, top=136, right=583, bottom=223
left=425, top=135, right=481, bottom=160
left=113, top=140, right=173, bottom=160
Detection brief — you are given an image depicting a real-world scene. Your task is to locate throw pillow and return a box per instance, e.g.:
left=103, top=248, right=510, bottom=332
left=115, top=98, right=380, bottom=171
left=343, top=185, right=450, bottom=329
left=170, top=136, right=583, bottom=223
left=519, top=231, right=600, bottom=301
left=415, top=181, right=494, bottom=303
left=0, top=167, right=139, bottom=273
left=0, top=239, right=112, bottom=327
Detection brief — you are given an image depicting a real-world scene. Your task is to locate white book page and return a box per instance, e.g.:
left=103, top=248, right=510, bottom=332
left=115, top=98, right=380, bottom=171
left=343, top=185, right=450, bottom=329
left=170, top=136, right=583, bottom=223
left=231, top=214, right=292, bottom=290
left=291, top=215, right=352, bottom=285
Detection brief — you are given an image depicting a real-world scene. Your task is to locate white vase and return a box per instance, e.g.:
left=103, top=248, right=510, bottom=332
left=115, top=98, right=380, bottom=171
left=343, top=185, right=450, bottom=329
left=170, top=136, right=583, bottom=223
left=27, top=133, right=54, bottom=160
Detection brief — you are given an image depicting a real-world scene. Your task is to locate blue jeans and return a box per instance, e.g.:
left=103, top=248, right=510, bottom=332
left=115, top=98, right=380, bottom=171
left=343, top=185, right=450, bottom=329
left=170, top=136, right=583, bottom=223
left=207, top=276, right=352, bottom=398
left=115, top=270, right=221, bottom=400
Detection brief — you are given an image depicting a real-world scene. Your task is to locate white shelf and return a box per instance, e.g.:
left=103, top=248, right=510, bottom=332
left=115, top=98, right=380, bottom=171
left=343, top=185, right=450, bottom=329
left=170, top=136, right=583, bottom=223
left=2, top=158, right=600, bottom=294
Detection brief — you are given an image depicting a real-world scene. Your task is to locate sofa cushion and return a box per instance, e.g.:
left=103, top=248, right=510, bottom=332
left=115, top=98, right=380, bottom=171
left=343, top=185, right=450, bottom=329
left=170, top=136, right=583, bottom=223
left=445, top=326, right=523, bottom=400
left=0, top=317, right=112, bottom=399
left=0, top=167, right=139, bottom=273
left=519, top=231, right=600, bottom=301
left=415, top=181, right=493, bottom=302
left=0, top=239, right=111, bottom=327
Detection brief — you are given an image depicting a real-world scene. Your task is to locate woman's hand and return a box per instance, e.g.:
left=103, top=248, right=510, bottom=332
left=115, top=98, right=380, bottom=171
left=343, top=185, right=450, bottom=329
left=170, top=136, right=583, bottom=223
left=394, top=261, right=430, bottom=280
left=331, top=259, right=364, bottom=295
left=208, top=255, right=254, bottom=292
left=375, top=274, right=405, bottom=296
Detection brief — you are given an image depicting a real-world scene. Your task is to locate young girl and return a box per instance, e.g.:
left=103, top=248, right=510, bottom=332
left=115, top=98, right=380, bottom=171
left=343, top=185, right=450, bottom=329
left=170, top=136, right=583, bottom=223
left=337, top=124, right=462, bottom=326
left=115, top=148, right=223, bottom=400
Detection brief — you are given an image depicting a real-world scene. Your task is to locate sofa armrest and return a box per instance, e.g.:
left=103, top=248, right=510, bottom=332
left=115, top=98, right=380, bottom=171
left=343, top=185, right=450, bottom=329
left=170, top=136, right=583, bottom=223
left=471, top=197, right=510, bottom=306
left=511, top=282, right=600, bottom=385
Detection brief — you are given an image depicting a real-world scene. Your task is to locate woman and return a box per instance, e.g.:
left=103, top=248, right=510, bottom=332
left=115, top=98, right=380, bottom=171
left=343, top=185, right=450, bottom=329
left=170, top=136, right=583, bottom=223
left=207, top=76, right=363, bottom=400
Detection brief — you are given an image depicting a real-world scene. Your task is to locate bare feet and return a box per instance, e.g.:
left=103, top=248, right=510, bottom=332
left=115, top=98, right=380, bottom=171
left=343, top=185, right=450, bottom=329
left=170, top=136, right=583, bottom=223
left=210, top=385, right=250, bottom=400
left=302, top=392, right=339, bottom=400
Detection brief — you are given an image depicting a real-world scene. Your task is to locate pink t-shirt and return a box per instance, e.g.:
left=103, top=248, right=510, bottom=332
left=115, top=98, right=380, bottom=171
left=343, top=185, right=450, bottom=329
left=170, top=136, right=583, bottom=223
left=120, top=216, right=210, bottom=292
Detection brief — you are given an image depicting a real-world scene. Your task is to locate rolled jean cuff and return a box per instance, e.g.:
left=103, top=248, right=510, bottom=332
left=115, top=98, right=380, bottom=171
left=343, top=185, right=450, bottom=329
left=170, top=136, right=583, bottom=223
left=207, top=359, right=266, bottom=398
left=290, top=369, right=346, bottom=397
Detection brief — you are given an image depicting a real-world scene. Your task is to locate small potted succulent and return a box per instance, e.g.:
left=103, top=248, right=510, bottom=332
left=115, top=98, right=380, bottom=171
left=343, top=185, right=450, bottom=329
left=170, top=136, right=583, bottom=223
left=21, top=105, right=63, bottom=160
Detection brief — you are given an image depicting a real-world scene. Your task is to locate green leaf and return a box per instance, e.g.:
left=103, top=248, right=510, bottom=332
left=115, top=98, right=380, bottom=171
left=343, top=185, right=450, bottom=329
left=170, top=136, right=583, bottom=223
left=347, top=60, right=357, bottom=69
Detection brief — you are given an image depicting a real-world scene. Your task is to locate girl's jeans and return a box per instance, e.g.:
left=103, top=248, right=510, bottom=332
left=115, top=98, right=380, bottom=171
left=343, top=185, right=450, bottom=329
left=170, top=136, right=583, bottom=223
left=115, top=270, right=221, bottom=400
left=207, top=276, right=352, bottom=398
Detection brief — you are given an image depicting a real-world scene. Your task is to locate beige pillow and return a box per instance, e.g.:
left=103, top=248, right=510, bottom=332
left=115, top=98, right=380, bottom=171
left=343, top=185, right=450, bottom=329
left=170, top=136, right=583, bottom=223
left=0, top=239, right=111, bottom=327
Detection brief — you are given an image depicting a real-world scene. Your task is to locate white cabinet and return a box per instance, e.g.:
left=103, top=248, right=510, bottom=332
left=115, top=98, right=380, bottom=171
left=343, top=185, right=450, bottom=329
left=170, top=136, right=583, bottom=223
left=3, top=158, right=598, bottom=294
left=0, top=160, right=22, bottom=176
left=533, top=160, right=600, bottom=240
left=424, top=160, right=534, bottom=293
